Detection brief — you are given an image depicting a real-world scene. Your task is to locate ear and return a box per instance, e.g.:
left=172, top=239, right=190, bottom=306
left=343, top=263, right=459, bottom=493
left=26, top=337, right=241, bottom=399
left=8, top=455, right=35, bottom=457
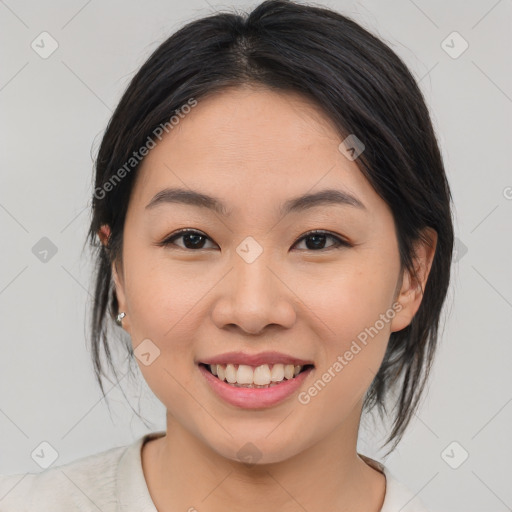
left=98, top=224, right=111, bottom=246
left=98, top=224, right=130, bottom=333
left=390, top=227, right=438, bottom=333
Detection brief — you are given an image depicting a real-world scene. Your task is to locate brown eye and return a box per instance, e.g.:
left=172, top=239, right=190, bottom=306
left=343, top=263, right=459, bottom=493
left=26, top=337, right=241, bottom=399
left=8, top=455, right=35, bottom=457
left=162, top=229, right=216, bottom=250
left=160, top=229, right=350, bottom=252
left=293, top=230, right=350, bottom=251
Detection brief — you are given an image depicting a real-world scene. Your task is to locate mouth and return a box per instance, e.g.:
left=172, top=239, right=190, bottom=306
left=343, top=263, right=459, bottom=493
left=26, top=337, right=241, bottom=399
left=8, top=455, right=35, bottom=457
left=199, top=362, right=315, bottom=389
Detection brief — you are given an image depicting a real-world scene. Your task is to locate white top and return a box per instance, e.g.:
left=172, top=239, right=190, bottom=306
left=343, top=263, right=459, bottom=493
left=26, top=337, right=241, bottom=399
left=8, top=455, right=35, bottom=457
left=0, top=431, right=431, bottom=511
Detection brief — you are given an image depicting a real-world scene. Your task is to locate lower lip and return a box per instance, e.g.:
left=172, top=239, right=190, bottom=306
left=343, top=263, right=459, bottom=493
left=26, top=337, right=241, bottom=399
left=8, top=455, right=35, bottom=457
left=198, top=364, right=314, bottom=409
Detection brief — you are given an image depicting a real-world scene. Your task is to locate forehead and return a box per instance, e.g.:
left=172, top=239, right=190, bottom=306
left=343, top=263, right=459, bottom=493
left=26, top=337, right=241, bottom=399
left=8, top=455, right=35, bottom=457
left=130, top=86, right=383, bottom=218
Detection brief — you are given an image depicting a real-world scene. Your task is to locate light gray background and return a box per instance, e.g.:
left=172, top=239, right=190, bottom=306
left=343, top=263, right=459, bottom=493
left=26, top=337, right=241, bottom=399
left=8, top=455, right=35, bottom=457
left=1, top=1, right=511, bottom=511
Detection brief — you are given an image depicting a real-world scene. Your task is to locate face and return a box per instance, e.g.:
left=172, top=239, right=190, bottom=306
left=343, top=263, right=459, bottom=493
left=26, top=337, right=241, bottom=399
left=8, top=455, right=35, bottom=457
left=102, top=86, right=433, bottom=464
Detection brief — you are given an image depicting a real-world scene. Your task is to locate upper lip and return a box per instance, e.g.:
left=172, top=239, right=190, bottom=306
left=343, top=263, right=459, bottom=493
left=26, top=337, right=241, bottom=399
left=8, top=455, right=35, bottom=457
left=199, top=351, right=314, bottom=367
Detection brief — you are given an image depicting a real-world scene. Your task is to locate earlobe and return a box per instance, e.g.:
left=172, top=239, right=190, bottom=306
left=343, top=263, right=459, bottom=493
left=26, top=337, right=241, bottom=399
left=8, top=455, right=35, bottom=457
left=98, top=224, right=130, bottom=332
left=390, top=228, right=437, bottom=333
left=390, top=270, right=418, bottom=332
left=111, top=260, right=129, bottom=332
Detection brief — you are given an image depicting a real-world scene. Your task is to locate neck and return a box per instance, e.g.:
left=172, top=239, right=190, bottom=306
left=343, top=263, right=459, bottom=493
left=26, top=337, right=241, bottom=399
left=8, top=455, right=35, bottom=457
left=142, top=410, right=386, bottom=511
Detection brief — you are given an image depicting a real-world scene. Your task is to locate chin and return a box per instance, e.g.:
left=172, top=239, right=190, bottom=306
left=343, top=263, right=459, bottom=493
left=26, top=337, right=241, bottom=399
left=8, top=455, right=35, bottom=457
left=204, top=430, right=311, bottom=467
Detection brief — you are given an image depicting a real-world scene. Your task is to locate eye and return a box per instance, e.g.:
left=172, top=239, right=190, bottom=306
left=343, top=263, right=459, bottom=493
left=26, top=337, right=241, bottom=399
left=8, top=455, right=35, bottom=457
left=160, top=229, right=350, bottom=251
left=292, top=230, right=350, bottom=251
left=161, top=229, right=217, bottom=250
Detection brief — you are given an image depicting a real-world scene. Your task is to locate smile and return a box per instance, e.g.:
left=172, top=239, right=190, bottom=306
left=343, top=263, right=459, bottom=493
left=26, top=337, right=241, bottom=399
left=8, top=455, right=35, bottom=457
left=198, top=361, right=315, bottom=409
left=202, top=363, right=314, bottom=388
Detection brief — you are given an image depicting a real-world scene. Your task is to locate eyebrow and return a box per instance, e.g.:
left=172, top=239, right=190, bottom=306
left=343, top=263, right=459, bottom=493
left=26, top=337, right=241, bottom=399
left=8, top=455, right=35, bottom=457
left=145, top=187, right=366, bottom=217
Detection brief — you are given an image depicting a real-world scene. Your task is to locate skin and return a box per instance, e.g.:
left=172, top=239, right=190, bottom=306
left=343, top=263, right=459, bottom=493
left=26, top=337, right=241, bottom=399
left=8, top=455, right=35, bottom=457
left=98, top=85, right=436, bottom=512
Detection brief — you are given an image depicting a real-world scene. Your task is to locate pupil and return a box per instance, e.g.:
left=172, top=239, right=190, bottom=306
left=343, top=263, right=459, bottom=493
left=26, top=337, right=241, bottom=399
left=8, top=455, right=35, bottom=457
left=185, top=234, right=204, bottom=249
left=307, top=234, right=325, bottom=250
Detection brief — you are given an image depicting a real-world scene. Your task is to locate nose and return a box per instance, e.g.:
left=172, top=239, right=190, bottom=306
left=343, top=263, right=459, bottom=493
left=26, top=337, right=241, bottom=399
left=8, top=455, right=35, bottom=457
left=211, top=250, right=297, bottom=335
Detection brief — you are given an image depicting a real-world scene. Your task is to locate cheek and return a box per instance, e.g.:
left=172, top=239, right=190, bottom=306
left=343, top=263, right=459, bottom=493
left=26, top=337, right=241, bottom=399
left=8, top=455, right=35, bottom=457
left=124, top=252, right=207, bottom=341
left=299, top=277, right=394, bottom=418
left=300, top=253, right=398, bottom=400
left=302, top=257, right=398, bottom=345
left=121, top=256, right=211, bottom=407
left=123, top=255, right=204, bottom=414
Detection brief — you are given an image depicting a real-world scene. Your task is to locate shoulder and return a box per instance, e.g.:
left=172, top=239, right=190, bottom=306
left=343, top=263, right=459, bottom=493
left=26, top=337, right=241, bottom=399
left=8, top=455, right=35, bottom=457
left=359, top=454, right=433, bottom=512
left=381, top=469, right=433, bottom=512
left=0, top=442, right=128, bottom=512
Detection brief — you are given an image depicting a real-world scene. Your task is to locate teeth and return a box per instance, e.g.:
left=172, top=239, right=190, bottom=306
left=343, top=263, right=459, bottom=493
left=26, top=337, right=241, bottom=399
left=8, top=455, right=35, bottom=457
left=270, top=363, right=285, bottom=382
left=237, top=364, right=254, bottom=384
left=208, top=363, right=305, bottom=387
left=225, top=363, right=237, bottom=384
left=253, top=364, right=271, bottom=385
left=284, top=364, right=294, bottom=379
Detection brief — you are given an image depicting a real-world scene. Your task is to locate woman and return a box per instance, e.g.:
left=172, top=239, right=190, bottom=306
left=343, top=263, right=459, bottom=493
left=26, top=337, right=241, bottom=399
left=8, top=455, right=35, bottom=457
left=0, top=1, right=453, bottom=510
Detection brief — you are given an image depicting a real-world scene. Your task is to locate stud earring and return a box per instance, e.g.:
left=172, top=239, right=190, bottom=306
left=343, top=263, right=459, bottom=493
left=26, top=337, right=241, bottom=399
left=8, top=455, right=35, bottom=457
left=116, top=312, right=126, bottom=326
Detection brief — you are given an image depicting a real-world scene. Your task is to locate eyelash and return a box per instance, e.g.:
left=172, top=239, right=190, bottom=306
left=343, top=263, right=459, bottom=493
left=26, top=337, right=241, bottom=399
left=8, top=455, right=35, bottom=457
left=159, top=229, right=351, bottom=252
